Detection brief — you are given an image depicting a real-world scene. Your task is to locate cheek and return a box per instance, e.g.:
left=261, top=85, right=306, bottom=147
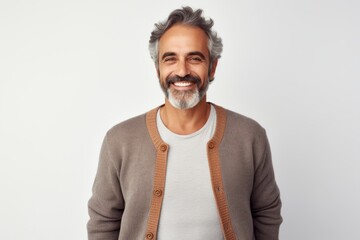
left=194, top=66, right=210, bottom=80
left=195, top=63, right=209, bottom=73
left=158, top=72, right=168, bottom=86
left=158, top=66, right=171, bottom=79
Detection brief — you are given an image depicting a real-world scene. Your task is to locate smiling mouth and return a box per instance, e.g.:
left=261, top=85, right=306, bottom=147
left=166, top=75, right=200, bottom=89
left=173, top=81, right=193, bottom=87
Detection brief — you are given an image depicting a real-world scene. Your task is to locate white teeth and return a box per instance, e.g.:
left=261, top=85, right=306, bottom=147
left=174, top=81, right=192, bottom=87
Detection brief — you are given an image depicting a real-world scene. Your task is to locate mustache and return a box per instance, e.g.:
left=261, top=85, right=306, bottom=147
left=166, top=75, right=201, bottom=87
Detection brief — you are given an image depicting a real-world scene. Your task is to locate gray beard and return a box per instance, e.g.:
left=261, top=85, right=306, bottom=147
left=160, top=80, right=209, bottom=110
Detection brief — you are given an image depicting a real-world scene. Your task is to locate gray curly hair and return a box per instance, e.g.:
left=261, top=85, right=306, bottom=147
left=149, top=6, right=223, bottom=81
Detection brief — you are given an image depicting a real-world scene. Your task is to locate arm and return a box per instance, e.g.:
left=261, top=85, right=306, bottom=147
left=251, top=131, right=282, bottom=240
left=87, top=134, right=124, bottom=240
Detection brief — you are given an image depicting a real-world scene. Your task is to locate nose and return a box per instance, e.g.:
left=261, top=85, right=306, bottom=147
left=175, top=59, right=190, bottom=77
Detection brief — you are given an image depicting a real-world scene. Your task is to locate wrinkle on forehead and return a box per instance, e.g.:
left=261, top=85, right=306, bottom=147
left=158, top=24, right=210, bottom=61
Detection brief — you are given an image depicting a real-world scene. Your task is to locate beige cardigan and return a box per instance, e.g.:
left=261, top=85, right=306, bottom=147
left=87, top=104, right=282, bottom=240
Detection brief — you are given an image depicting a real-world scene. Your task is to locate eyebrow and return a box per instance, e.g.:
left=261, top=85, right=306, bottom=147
left=161, top=51, right=207, bottom=61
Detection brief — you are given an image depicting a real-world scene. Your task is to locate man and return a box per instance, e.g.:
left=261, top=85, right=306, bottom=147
left=87, top=6, right=282, bottom=240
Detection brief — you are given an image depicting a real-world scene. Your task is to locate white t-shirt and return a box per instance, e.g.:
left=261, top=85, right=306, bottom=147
left=156, top=105, right=223, bottom=239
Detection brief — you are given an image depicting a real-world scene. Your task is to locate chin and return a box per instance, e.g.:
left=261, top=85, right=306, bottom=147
left=167, top=90, right=201, bottom=110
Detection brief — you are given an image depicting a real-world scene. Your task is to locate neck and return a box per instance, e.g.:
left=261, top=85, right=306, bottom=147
left=160, top=97, right=210, bottom=135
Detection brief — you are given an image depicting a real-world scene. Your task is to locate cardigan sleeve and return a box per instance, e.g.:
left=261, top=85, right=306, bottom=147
left=87, top=133, right=124, bottom=240
left=251, top=130, right=282, bottom=240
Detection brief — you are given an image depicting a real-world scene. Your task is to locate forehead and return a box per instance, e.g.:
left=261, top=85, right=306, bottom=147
left=158, top=24, right=209, bottom=56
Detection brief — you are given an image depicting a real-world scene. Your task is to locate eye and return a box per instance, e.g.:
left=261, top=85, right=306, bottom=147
left=188, top=56, right=204, bottom=63
left=163, top=57, right=176, bottom=63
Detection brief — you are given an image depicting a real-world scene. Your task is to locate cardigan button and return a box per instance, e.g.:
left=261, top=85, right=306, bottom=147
left=146, top=232, right=154, bottom=239
left=160, top=144, right=167, bottom=152
left=153, top=189, right=162, bottom=197
left=208, top=141, right=215, bottom=149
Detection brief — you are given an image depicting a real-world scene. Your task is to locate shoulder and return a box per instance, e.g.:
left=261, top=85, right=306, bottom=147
left=217, top=106, right=270, bottom=159
left=108, top=113, right=147, bottom=135
left=215, top=105, right=268, bottom=146
left=221, top=107, right=265, bottom=134
left=104, top=110, right=151, bottom=147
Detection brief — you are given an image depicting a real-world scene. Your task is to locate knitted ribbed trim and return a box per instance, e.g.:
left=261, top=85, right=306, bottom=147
left=144, top=104, right=236, bottom=240
left=206, top=105, right=236, bottom=240
left=144, top=106, right=168, bottom=240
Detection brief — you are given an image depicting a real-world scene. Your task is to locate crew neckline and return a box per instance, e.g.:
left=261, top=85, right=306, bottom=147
left=156, top=104, right=216, bottom=139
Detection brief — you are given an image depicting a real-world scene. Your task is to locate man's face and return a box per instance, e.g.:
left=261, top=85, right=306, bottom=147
left=157, top=24, right=217, bottom=109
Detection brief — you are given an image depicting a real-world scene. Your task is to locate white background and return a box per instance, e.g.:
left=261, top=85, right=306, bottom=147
left=1, top=0, right=359, bottom=239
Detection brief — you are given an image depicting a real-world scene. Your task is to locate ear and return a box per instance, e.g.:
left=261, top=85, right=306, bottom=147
left=209, top=59, right=218, bottom=80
